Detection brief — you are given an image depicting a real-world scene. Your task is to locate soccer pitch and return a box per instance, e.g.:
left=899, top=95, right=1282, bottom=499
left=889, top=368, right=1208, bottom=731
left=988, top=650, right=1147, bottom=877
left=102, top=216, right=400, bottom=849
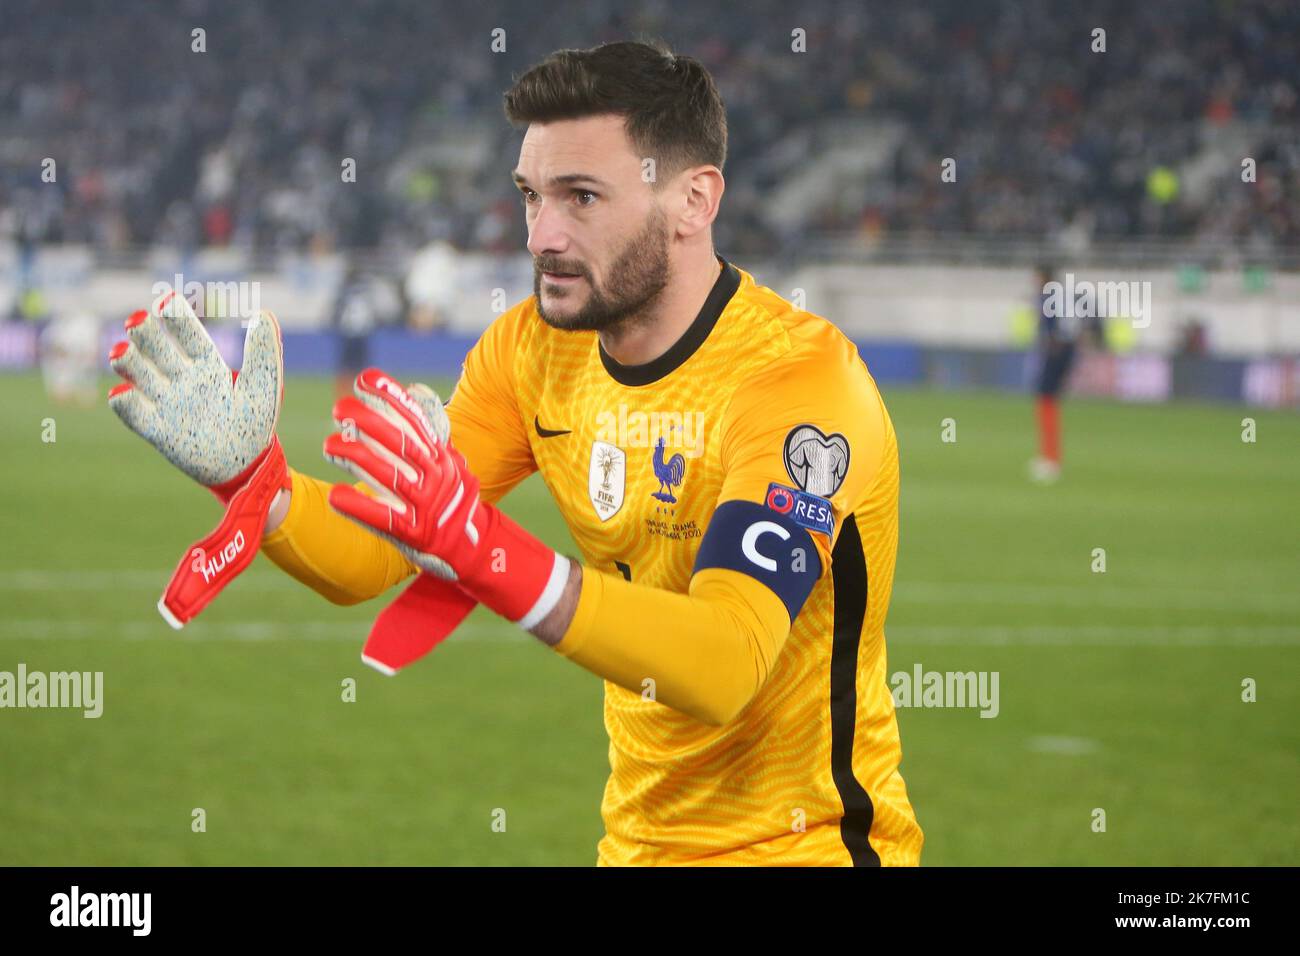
left=1, top=371, right=1296, bottom=865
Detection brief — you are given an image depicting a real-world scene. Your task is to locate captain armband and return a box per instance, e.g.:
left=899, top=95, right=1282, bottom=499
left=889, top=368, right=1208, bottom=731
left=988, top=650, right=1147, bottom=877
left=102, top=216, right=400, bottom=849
left=691, top=493, right=826, bottom=621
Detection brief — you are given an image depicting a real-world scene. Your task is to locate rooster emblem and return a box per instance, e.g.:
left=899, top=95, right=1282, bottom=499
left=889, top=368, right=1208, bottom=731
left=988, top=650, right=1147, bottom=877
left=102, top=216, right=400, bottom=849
left=651, top=436, right=686, bottom=503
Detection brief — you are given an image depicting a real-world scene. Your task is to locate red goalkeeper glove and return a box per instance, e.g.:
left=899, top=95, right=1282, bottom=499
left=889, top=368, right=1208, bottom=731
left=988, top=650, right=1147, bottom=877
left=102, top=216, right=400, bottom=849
left=108, top=289, right=290, bottom=628
left=108, top=294, right=474, bottom=672
left=323, top=368, right=570, bottom=629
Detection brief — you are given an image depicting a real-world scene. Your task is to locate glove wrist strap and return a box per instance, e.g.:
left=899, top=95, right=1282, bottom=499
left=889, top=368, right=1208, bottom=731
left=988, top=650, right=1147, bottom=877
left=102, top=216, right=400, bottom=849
left=209, top=443, right=273, bottom=506
left=361, top=573, right=479, bottom=675
left=158, top=437, right=291, bottom=629
left=458, top=503, right=570, bottom=629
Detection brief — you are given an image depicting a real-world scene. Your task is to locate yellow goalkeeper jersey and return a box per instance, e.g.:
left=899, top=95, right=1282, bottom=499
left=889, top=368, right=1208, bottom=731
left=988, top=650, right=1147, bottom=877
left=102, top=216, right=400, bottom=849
left=261, top=254, right=915, bottom=868
left=441, top=256, right=920, bottom=866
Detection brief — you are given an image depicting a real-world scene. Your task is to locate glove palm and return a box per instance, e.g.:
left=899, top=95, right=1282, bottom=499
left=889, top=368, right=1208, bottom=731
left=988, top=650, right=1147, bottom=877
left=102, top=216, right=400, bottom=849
left=108, top=290, right=282, bottom=493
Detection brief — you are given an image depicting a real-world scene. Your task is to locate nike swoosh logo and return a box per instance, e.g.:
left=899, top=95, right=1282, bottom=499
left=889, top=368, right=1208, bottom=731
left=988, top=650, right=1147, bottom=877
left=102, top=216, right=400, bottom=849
left=534, top=415, right=572, bottom=438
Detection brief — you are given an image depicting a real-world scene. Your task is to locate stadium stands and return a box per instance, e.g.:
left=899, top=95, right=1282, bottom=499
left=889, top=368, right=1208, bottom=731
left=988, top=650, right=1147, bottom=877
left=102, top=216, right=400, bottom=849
left=2, top=0, right=1296, bottom=260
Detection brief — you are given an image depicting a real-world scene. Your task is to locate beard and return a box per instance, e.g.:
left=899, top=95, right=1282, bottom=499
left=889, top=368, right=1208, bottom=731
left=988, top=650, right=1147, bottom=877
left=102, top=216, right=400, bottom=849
left=534, top=204, right=671, bottom=333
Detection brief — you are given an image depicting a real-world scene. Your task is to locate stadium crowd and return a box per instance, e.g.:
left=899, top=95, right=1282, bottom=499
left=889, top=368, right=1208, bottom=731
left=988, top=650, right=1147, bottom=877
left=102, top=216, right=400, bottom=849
left=1, top=0, right=1296, bottom=258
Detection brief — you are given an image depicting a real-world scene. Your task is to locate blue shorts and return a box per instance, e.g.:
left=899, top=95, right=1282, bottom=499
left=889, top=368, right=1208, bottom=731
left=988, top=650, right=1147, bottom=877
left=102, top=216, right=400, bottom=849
left=1036, top=343, right=1076, bottom=396
left=339, top=335, right=370, bottom=373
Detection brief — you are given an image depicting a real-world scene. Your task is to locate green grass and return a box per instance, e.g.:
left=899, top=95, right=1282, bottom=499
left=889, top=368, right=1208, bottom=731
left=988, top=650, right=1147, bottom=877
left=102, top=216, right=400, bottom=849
left=0, top=372, right=1296, bottom=865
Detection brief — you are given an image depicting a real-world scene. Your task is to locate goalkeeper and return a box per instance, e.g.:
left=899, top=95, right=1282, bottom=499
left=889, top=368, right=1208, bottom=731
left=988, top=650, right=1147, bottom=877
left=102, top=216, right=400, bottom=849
left=108, top=40, right=923, bottom=867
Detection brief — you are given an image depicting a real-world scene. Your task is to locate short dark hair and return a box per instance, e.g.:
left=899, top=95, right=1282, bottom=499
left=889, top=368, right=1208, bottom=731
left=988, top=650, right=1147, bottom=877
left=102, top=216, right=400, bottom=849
left=503, top=40, right=727, bottom=183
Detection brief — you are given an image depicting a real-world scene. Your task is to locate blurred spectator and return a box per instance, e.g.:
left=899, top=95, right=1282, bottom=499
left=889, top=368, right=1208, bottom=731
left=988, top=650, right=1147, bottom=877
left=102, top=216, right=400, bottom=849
left=405, top=238, right=460, bottom=332
left=1, top=0, right=1296, bottom=258
left=1178, top=319, right=1209, bottom=356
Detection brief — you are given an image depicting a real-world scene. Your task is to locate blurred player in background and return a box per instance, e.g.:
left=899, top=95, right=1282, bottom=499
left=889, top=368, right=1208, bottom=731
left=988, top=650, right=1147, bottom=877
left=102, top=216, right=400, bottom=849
left=40, top=308, right=100, bottom=406
left=331, top=263, right=379, bottom=397
left=1030, top=263, right=1077, bottom=483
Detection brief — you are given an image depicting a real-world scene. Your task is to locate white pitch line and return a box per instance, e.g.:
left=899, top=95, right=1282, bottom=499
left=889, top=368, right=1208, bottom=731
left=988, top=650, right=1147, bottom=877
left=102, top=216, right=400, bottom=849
left=1027, top=736, right=1101, bottom=755
left=6, top=573, right=1298, bottom=614
left=886, top=625, right=1300, bottom=646
left=0, top=619, right=527, bottom=644
left=0, top=571, right=299, bottom=591
left=893, top=581, right=1300, bottom=613
left=0, top=620, right=1294, bottom=647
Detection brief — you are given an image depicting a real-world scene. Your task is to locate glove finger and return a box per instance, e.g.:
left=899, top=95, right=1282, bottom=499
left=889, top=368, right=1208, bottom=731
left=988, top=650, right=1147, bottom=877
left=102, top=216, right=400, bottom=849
left=108, top=339, right=169, bottom=405
left=124, top=309, right=185, bottom=378
left=326, top=457, right=406, bottom=517
left=351, top=385, right=432, bottom=459
left=436, top=445, right=480, bottom=544
left=107, top=381, right=165, bottom=443
left=328, top=482, right=399, bottom=535
left=232, top=310, right=284, bottom=436
left=332, top=395, right=431, bottom=466
left=429, top=456, right=470, bottom=529
left=444, top=441, right=472, bottom=475
left=352, top=368, right=438, bottom=454
left=323, top=431, right=419, bottom=505
left=353, top=425, right=422, bottom=489
left=460, top=489, right=482, bottom=547
left=369, top=527, right=458, bottom=580
left=439, top=442, right=479, bottom=501
left=154, top=289, right=219, bottom=364
left=407, top=382, right=450, bottom=443
left=430, top=453, right=480, bottom=544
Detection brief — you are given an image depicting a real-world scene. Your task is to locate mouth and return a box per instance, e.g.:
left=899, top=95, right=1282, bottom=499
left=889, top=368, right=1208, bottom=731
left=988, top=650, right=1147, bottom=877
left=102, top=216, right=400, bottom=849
left=542, top=271, right=583, bottom=284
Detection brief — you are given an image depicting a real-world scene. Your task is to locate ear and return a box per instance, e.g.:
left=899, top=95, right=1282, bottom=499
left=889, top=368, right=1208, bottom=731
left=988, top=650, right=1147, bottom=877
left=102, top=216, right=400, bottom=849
left=675, top=165, right=725, bottom=240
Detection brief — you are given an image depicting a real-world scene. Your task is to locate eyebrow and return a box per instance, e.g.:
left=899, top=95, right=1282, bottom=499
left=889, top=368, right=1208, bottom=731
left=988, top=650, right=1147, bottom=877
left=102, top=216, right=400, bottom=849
left=511, top=170, right=609, bottom=189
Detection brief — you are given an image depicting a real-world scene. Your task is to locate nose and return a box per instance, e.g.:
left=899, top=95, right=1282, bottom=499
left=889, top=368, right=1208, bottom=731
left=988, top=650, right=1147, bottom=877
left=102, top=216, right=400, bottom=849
left=525, top=197, right=569, bottom=260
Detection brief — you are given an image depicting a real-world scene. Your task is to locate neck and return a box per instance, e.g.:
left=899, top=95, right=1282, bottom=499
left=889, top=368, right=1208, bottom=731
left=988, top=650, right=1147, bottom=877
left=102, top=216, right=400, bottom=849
left=598, top=252, right=723, bottom=367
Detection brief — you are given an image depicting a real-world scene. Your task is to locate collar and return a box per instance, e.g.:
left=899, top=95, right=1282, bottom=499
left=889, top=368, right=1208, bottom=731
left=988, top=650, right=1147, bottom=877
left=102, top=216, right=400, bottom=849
left=599, top=254, right=741, bottom=387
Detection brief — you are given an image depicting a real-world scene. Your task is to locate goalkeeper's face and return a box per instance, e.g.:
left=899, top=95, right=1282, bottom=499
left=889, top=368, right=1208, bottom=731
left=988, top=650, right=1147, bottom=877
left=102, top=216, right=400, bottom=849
left=516, top=116, right=674, bottom=333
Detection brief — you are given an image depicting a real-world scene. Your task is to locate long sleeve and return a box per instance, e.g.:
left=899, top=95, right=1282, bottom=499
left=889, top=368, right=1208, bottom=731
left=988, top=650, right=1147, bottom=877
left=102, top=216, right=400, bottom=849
left=551, top=323, right=887, bottom=727
left=553, top=566, right=794, bottom=727
left=261, top=469, right=417, bottom=605
left=260, top=306, right=539, bottom=604
left=443, top=306, right=537, bottom=505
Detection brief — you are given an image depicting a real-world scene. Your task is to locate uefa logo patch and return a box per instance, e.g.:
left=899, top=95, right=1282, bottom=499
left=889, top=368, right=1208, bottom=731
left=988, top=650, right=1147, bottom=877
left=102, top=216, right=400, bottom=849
left=765, top=482, right=834, bottom=537
left=783, top=424, right=850, bottom=497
